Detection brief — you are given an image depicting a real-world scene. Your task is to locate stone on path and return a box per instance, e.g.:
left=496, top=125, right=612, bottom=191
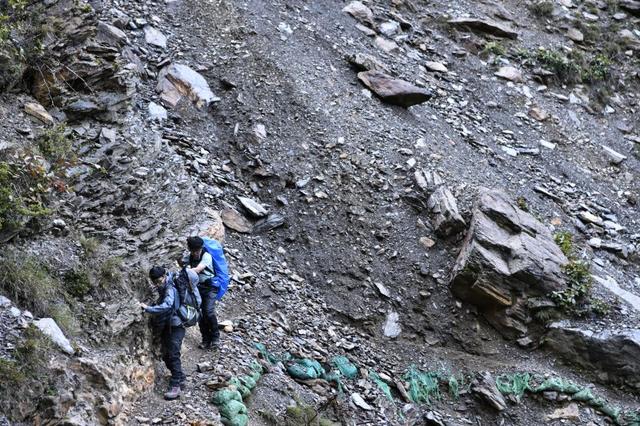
left=238, top=196, right=268, bottom=218
left=450, top=188, right=568, bottom=338
left=148, top=102, right=167, bottom=121
left=546, top=403, right=580, bottom=421
left=357, top=71, right=432, bottom=107
left=425, top=61, right=448, bottom=73
left=157, top=63, right=219, bottom=109
left=472, top=372, right=507, bottom=411
left=221, top=208, right=252, bottom=233
left=24, top=102, right=54, bottom=125
left=351, top=393, right=373, bottom=410
left=448, top=17, right=518, bottom=39
left=34, top=318, right=74, bottom=355
left=144, top=26, right=167, bottom=48
left=383, top=311, right=401, bottom=338
left=566, top=28, right=584, bottom=42
left=342, top=1, right=374, bottom=26
left=602, top=145, right=627, bottom=165
left=427, top=186, right=466, bottom=237
left=495, top=66, right=523, bottom=83
left=545, top=323, right=640, bottom=390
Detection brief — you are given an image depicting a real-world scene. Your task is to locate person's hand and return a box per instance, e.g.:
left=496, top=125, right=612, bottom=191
left=139, top=302, right=148, bottom=310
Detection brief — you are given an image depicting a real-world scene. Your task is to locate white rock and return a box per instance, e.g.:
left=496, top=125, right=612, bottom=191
left=602, top=145, right=627, bottom=165
left=375, top=36, right=399, bottom=53
left=0, top=295, right=11, bottom=307
left=144, top=26, right=167, bottom=48
left=34, top=318, right=74, bottom=355
left=148, top=102, right=168, bottom=121
left=425, top=61, right=448, bottom=73
left=9, top=306, right=21, bottom=317
left=156, top=63, right=220, bottom=109
left=24, top=102, right=54, bottom=125
left=566, top=28, right=584, bottom=42
left=237, top=196, right=268, bottom=218
left=495, top=66, right=523, bottom=83
left=342, top=1, right=374, bottom=25
left=379, top=21, right=400, bottom=37
left=383, top=311, right=401, bottom=338
left=351, top=393, right=373, bottom=410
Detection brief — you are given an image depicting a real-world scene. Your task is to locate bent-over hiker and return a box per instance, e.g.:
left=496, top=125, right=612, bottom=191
left=182, top=236, right=220, bottom=350
left=140, top=266, right=201, bottom=400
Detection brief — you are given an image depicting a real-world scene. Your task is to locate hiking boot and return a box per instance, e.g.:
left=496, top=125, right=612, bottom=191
left=198, top=342, right=212, bottom=350
left=211, top=338, right=221, bottom=349
left=179, top=378, right=187, bottom=390
left=164, top=386, right=181, bottom=400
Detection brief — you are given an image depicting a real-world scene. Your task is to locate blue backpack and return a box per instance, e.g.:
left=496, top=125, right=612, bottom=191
left=202, top=237, right=230, bottom=300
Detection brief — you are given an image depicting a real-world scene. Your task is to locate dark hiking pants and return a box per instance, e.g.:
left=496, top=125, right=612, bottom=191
left=198, top=285, right=220, bottom=344
left=161, top=325, right=186, bottom=387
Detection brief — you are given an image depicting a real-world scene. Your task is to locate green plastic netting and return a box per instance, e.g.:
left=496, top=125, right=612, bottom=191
left=221, top=414, right=249, bottom=426
left=369, top=371, right=393, bottom=400
left=219, top=399, right=248, bottom=419
left=212, top=388, right=242, bottom=406
left=228, top=377, right=251, bottom=398
left=286, top=358, right=325, bottom=380
left=403, top=367, right=441, bottom=404
left=239, top=374, right=258, bottom=391
left=332, top=356, right=358, bottom=379
left=534, top=377, right=581, bottom=394
left=496, top=373, right=531, bottom=401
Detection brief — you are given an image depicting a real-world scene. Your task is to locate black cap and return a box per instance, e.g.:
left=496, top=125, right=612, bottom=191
left=149, top=266, right=165, bottom=281
left=187, top=236, right=204, bottom=251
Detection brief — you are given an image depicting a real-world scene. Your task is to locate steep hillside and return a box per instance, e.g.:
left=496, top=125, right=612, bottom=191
left=0, top=0, right=639, bottom=424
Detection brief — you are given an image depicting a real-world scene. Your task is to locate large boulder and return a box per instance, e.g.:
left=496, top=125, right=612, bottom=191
left=544, top=323, right=640, bottom=390
left=448, top=18, right=518, bottom=39
left=450, top=188, right=568, bottom=338
left=621, top=0, right=640, bottom=16
left=357, top=71, right=432, bottom=107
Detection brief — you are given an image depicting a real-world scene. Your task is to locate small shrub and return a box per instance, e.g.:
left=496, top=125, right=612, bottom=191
left=63, top=267, right=92, bottom=298
left=37, top=124, right=74, bottom=165
left=535, top=48, right=582, bottom=83
left=0, top=252, right=59, bottom=316
left=516, top=196, right=529, bottom=212
left=529, top=1, right=554, bottom=17
left=554, top=231, right=574, bottom=257
left=582, top=54, right=611, bottom=82
left=0, top=325, right=56, bottom=418
left=482, top=41, right=506, bottom=57
left=591, top=299, right=611, bottom=316
left=551, top=260, right=593, bottom=315
left=100, top=256, right=123, bottom=285
left=79, top=235, right=99, bottom=257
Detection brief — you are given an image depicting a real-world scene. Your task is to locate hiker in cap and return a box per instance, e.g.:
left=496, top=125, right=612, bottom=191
left=140, top=266, right=200, bottom=400
left=182, top=236, right=221, bottom=350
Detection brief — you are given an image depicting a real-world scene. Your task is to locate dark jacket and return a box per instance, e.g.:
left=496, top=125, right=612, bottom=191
left=145, top=276, right=181, bottom=327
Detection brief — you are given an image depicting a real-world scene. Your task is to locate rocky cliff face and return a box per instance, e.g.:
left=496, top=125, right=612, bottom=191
left=1, top=0, right=639, bottom=424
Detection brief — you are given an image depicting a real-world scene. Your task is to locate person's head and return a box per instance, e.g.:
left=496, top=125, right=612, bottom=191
left=149, top=266, right=166, bottom=286
left=187, top=236, right=204, bottom=257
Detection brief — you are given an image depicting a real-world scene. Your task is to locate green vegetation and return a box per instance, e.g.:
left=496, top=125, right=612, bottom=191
left=482, top=41, right=506, bottom=57
left=63, top=267, right=92, bottom=298
left=79, top=235, right=99, bottom=257
left=37, top=124, right=74, bottom=166
left=0, top=252, right=60, bottom=317
left=516, top=196, right=529, bottom=212
left=551, top=231, right=612, bottom=317
left=553, top=231, right=574, bottom=257
left=100, top=256, right=123, bottom=285
left=0, top=250, right=89, bottom=333
left=0, top=159, right=52, bottom=233
left=535, top=48, right=582, bottom=83
left=0, top=325, right=56, bottom=417
left=529, top=1, right=554, bottom=17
